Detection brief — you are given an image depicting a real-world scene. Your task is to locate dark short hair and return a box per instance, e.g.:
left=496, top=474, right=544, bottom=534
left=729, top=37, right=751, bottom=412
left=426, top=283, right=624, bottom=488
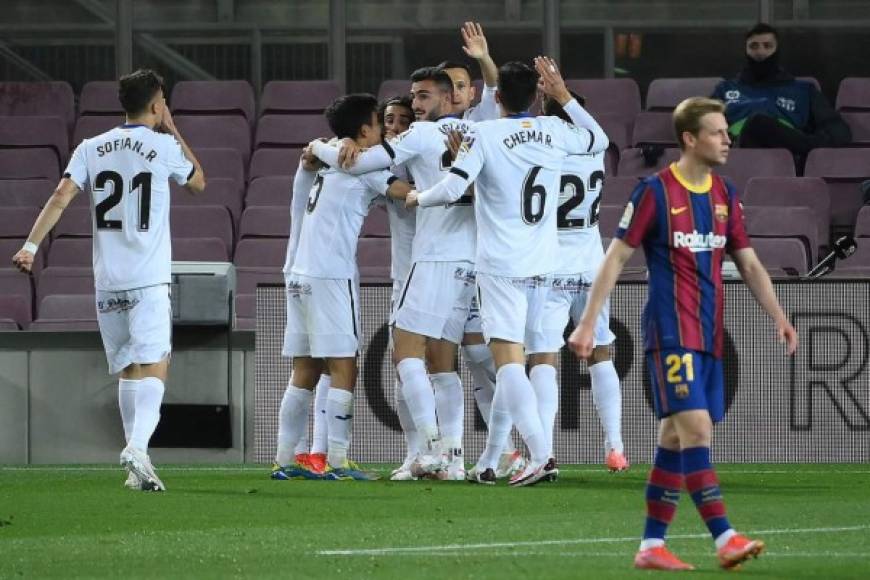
left=541, top=90, right=586, bottom=123
left=437, top=60, right=474, bottom=78
left=745, top=22, right=778, bottom=40
left=325, top=93, right=379, bottom=139
left=409, top=66, right=454, bottom=95
left=118, top=69, right=164, bottom=116
left=497, top=61, right=539, bottom=114
left=378, top=95, right=413, bottom=124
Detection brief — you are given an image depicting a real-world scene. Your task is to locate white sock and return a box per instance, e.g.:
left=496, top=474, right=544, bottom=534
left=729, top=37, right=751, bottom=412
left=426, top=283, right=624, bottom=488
left=326, top=387, right=354, bottom=468
left=590, top=360, right=624, bottom=453
left=639, top=538, right=666, bottom=551
left=498, top=363, right=548, bottom=465
left=432, top=371, right=463, bottom=451
left=476, top=380, right=513, bottom=471
left=714, top=529, right=737, bottom=550
left=310, top=374, right=332, bottom=455
left=395, top=377, right=422, bottom=457
left=396, top=357, right=439, bottom=445
left=275, top=384, right=313, bottom=466
left=118, top=378, right=139, bottom=444
left=529, top=364, right=558, bottom=457
left=128, top=376, right=165, bottom=452
left=464, top=344, right=516, bottom=455
left=293, top=412, right=310, bottom=456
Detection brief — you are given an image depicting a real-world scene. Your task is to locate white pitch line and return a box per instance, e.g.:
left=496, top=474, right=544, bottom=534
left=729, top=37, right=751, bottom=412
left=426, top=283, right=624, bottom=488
left=317, top=525, right=870, bottom=556
left=358, top=551, right=870, bottom=559
left=3, top=466, right=870, bottom=474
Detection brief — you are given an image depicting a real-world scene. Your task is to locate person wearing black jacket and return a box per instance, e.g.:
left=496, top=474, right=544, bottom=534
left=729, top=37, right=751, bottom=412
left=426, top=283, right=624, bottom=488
left=711, top=23, right=851, bottom=156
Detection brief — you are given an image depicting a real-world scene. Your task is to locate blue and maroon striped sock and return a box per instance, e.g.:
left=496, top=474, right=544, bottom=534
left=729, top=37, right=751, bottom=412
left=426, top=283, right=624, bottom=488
left=682, top=446, right=733, bottom=542
left=642, top=447, right=683, bottom=545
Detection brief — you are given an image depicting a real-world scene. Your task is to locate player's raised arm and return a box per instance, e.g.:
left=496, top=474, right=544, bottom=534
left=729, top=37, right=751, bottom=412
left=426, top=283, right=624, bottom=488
left=159, top=102, right=205, bottom=193
left=730, top=247, right=798, bottom=354
left=535, top=56, right=609, bottom=153
left=462, top=22, right=498, bottom=89
left=11, top=177, right=81, bottom=273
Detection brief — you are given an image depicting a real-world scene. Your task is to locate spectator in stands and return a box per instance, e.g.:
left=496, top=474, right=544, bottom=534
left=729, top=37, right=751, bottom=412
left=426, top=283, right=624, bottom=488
left=712, top=23, right=851, bottom=157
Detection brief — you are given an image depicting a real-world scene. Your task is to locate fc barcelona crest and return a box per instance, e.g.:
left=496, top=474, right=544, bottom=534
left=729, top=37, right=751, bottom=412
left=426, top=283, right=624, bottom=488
left=674, top=383, right=690, bottom=399
left=714, top=204, right=729, bottom=223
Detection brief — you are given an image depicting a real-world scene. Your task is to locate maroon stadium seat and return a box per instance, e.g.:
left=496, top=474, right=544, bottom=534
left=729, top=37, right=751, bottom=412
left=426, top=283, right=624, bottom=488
left=249, top=148, right=303, bottom=180
left=194, top=148, right=245, bottom=188
left=564, top=78, right=641, bottom=119
left=238, top=206, right=291, bottom=239
left=35, top=267, right=94, bottom=306
left=172, top=237, right=229, bottom=262
left=646, top=77, right=723, bottom=111
left=604, top=148, right=618, bottom=176
left=31, top=293, right=98, bottom=331
left=632, top=112, right=678, bottom=147
left=596, top=113, right=631, bottom=154
left=743, top=177, right=831, bottom=249
left=597, top=205, right=626, bottom=240
left=852, top=206, right=870, bottom=238
left=79, top=81, right=124, bottom=116
left=72, top=115, right=124, bottom=149
left=46, top=237, right=91, bottom=267
left=830, top=242, right=870, bottom=276
left=719, top=148, right=796, bottom=192
left=357, top=237, right=391, bottom=283
left=234, top=268, right=284, bottom=330
left=601, top=176, right=643, bottom=207
left=600, top=237, right=646, bottom=277
left=377, top=79, right=411, bottom=104
left=841, top=112, right=870, bottom=146
left=0, top=179, right=53, bottom=207
left=52, top=207, right=92, bottom=239
left=750, top=237, right=810, bottom=275
left=804, top=148, right=870, bottom=230
left=361, top=205, right=390, bottom=238
left=261, top=81, right=342, bottom=115
left=836, top=78, right=870, bottom=112
left=234, top=238, right=287, bottom=268
left=743, top=205, right=818, bottom=264
left=0, top=81, right=75, bottom=130
left=0, top=116, right=69, bottom=165
left=171, top=177, right=244, bottom=226
left=616, top=147, right=680, bottom=177
left=0, top=207, right=40, bottom=238
left=171, top=206, right=234, bottom=256
left=0, top=149, right=60, bottom=182
left=174, top=115, right=251, bottom=166
left=246, top=176, right=293, bottom=207
left=0, top=269, right=33, bottom=329
left=171, top=80, right=256, bottom=124
left=255, top=114, right=333, bottom=149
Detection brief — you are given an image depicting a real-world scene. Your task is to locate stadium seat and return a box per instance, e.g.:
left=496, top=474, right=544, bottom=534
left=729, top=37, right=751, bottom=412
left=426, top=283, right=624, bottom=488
left=361, top=205, right=390, bottom=237
left=246, top=176, right=293, bottom=207
left=174, top=115, right=251, bottom=166
left=750, top=237, right=810, bottom=275
left=170, top=178, right=244, bottom=226
left=743, top=205, right=818, bottom=264
left=0, top=207, right=40, bottom=239
left=171, top=205, right=235, bottom=256
left=743, top=177, right=831, bottom=249
left=72, top=115, right=124, bottom=149
left=172, top=237, right=230, bottom=262
left=35, top=267, right=94, bottom=306
left=804, top=148, right=870, bottom=230
left=646, top=77, right=723, bottom=111
left=596, top=113, right=631, bottom=154
left=564, top=78, right=641, bottom=119
left=234, top=238, right=287, bottom=268
left=261, top=80, right=342, bottom=115
left=836, top=78, right=870, bottom=112
left=600, top=237, right=646, bottom=277
left=52, top=207, right=92, bottom=239
left=238, top=206, right=291, bottom=239
left=0, top=148, right=60, bottom=182
left=234, top=268, right=284, bottom=330
left=79, top=81, right=123, bottom=116
left=0, top=116, right=69, bottom=165
left=171, top=80, right=256, bottom=125
left=194, top=148, right=245, bottom=188
left=632, top=112, right=678, bottom=147
left=719, top=148, right=796, bottom=192
left=357, top=237, right=391, bottom=283
left=616, top=147, right=680, bottom=177
left=0, top=269, right=33, bottom=329
left=601, top=176, right=642, bottom=207
left=46, top=237, right=91, bottom=267
left=31, top=293, right=98, bottom=331
left=597, top=205, right=626, bottom=240
left=249, top=148, right=303, bottom=180
left=0, top=179, right=53, bottom=207
left=0, top=81, right=75, bottom=130
left=841, top=112, right=870, bottom=146
left=254, top=114, right=333, bottom=149
left=604, top=148, right=618, bottom=176
left=829, top=242, right=870, bottom=275
left=377, top=79, right=411, bottom=103
left=852, top=206, right=870, bottom=238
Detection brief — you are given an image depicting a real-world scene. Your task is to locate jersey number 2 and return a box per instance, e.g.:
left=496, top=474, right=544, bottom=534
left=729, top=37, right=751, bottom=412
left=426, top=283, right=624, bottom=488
left=94, top=171, right=152, bottom=231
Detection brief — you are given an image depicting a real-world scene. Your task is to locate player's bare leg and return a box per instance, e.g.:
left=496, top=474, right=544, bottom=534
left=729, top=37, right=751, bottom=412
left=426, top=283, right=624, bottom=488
left=272, top=357, right=322, bottom=480
left=427, top=338, right=465, bottom=479
left=587, top=346, right=628, bottom=471
left=527, top=352, right=559, bottom=480
left=119, top=358, right=169, bottom=491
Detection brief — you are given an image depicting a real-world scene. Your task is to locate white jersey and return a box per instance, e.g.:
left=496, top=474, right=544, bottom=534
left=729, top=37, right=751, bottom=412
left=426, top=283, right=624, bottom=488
left=291, top=166, right=394, bottom=279
left=464, top=85, right=499, bottom=122
left=283, top=161, right=316, bottom=277
left=555, top=152, right=607, bottom=275
left=416, top=107, right=607, bottom=277
left=63, top=124, right=193, bottom=292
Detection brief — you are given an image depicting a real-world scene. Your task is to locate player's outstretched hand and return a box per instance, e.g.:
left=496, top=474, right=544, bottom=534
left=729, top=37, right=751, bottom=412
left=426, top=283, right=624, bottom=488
left=777, top=318, right=798, bottom=355
left=567, top=321, right=595, bottom=360
left=337, top=138, right=361, bottom=169
left=534, top=56, right=572, bottom=106
left=12, top=248, right=34, bottom=273
left=461, top=22, right=489, bottom=60
left=444, top=130, right=463, bottom=163
left=405, top=190, right=420, bottom=209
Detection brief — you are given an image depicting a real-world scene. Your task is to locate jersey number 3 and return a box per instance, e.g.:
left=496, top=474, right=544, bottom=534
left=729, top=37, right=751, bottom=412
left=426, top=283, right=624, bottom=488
left=94, top=170, right=153, bottom=231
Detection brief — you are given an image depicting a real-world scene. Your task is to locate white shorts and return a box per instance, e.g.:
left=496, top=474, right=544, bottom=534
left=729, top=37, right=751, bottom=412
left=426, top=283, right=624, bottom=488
left=526, top=274, right=615, bottom=354
left=282, top=274, right=360, bottom=358
left=389, top=278, right=404, bottom=325
left=393, top=261, right=475, bottom=344
left=463, top=293, right=483, bottom=335
left=96, top=284, right=172, bottom=375
left=477, top=273, right=551, bottom=347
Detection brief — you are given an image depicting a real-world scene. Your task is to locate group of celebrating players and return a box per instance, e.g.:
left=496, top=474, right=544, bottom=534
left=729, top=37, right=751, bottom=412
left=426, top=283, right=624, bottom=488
left=11, top=19, right=801, bottom=571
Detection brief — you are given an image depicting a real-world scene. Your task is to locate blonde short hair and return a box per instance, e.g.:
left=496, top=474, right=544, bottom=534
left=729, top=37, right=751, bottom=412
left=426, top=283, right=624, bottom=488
left=673, top=97, right=726, bottom=150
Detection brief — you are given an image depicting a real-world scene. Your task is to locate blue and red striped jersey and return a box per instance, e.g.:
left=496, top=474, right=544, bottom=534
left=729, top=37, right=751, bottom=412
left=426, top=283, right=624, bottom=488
left=615, top=163, right=751, bottom=358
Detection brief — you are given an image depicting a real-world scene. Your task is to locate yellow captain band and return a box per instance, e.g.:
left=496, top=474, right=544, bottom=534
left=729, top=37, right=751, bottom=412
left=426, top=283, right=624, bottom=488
left=670, top=163, right=712, bottom=194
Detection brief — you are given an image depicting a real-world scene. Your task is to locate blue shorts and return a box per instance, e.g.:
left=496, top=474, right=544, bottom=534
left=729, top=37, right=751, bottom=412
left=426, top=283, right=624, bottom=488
left=646, top=347, right=724, bottom=423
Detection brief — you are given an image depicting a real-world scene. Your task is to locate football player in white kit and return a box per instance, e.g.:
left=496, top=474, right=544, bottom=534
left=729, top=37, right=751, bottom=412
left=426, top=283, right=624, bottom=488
left=281, top=94, right=412, bottom=481
left=407, top=58, right=608, bottom=486
left=12, top=69, right=205, bottom=491
left=309, top=68, right=477, bottom=480
left=525, top=90, right=629, bottom=473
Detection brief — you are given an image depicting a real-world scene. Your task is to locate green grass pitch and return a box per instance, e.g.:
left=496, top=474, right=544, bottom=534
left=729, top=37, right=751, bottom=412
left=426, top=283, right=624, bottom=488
left=1, top=464, right=868, bottom=579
